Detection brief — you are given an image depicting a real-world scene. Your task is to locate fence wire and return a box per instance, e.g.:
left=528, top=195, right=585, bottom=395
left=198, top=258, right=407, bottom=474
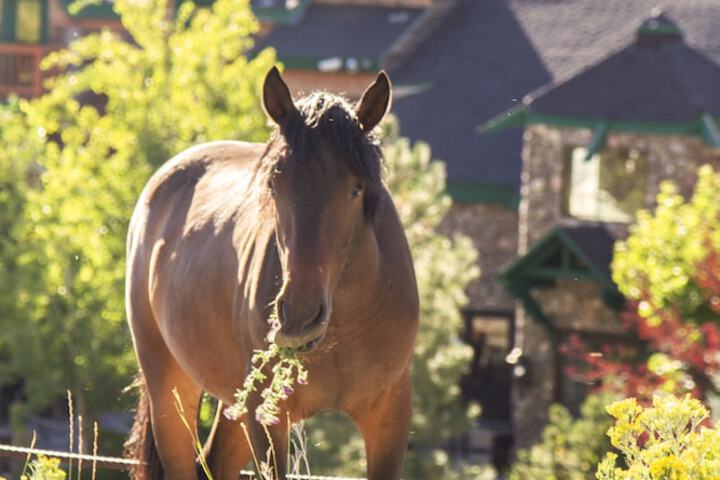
left=0, top=443, right=364, bottom=479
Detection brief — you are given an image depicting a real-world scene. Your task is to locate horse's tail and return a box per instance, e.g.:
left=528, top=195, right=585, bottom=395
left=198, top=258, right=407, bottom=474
left=124, top=376, right=163, bottom=480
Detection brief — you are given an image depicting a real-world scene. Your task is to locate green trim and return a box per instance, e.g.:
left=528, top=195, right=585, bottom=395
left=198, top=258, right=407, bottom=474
left=506, top=282, right=554, bottom=335
left=478, top=105, right=528, bottom=133
left=585, top=121, right=608, bottom=159
left=1, top=1, right=13, bottom=42
left=446, top=182, right=519, bottom=208
left=637, top=22, right=683, bottom=37
left=499, top=228, right=622, bottom=327
left=41, top=0, right=48, bottom=43
left=479, top=110, right=720, bottom=147
left=700, top=113, right=720, bottom=148
left=525, top=114, right=703, bottom=135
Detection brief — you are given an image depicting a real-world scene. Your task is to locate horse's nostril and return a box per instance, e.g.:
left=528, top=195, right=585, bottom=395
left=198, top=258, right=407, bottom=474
left=315, top=304, right=324, bottom=324
left=277, top=300, right=286, bottom=326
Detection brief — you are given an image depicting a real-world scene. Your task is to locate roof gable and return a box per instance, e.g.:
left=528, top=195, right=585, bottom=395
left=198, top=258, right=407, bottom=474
left=499, top=225, right=618, bottom=294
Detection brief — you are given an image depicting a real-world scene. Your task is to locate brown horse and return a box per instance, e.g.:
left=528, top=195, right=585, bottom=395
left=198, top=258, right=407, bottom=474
left=125, top=67, right=419, bottom=480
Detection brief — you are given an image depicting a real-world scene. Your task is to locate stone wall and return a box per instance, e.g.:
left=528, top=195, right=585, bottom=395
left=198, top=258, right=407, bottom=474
left=440, top=202, right=517, bottom=312
left=519, top=125, right=720, bottom=252
left=513, top=124, right=720, bottom=447
left=513, top=280, right=622, bottom=448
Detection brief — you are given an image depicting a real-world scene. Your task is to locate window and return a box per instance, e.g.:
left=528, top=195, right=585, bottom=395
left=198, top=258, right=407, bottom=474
left=0, top=0, right=45, bottom=44
left=461, top=311, right=513, bottom=423
left=563, top=146, right=646, bottom=223
left=16, top=0, right=42, bottom=43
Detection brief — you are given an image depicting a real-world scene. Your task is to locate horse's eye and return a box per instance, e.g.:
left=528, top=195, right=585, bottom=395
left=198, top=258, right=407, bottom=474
left=351, top=183, right=364, bottom=198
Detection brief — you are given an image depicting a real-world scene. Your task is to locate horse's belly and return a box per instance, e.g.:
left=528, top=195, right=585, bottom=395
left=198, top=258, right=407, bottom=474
left=155, top=307, right=248, bottom=403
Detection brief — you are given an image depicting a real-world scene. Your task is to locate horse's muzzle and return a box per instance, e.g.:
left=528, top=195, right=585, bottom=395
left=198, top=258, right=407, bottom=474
left=272, top=302, right=329, bottom=351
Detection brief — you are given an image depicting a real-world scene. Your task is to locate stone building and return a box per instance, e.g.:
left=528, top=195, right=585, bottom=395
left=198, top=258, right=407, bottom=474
left=488, top=12, right=720, bottom=447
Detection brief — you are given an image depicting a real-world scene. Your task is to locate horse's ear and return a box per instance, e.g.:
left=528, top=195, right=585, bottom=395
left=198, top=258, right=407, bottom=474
left=355, top=71, right=392, bottom=133
left=263, top=66, right=296, bottom=125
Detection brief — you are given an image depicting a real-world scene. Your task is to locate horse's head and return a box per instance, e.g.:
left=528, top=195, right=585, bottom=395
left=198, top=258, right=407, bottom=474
left=260, top=67, right=391, bottom=351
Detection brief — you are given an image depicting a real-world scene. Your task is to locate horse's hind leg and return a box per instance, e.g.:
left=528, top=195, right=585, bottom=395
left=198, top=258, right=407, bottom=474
left=204, top=406, right=253, bottom=480
left=128, top=290, right=202, bottom=478
left=352, top=371, right=412, bottom=480
left=142, top=348, right=202, bottom=479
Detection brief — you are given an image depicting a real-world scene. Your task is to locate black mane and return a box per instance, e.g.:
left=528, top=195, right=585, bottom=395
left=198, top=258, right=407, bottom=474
left=261, top=91, right=383, bottom=219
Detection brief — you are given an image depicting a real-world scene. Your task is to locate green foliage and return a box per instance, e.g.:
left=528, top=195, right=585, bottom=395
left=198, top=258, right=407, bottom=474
left=613, top=165, right=720, bottom=326
left=596, top=395, right=720, bottom=479
left=510, top=393, right=616, bottom=480
left=0, top=0, right=275, bottom=415
left=305, top=117, right=480, bottom=478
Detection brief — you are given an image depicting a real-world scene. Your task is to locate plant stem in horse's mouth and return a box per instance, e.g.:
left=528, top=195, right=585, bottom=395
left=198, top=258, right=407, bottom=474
left=225, top=313, right=309, bottom=426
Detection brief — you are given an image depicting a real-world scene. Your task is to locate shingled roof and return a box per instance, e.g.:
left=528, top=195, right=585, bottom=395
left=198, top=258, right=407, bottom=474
left=484, top=10, right=720, bottom=147
left=254, top=4, right=422, bottom=72
left=390, top=0, right=720, bottom=196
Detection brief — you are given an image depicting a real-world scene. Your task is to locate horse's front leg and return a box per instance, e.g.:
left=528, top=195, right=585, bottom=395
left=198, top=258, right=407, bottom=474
left=245, top=395, right=290, bottom=480
left=352, top=371, right=412, bottom=480
left=204, top=405, right=254, bottom=480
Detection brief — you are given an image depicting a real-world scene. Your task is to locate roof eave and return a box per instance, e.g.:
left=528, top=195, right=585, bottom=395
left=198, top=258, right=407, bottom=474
left=480, top=111, right=720, bottom=148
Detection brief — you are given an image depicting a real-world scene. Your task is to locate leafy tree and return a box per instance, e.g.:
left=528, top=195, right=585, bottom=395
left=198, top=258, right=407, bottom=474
left=597, top=394, right=720, bottom=479
left=0, top=100, right=44, bottom=387
left=562, top=166, right=720, bottom=403
left=509, top=393, right=615, bottom=480
left=304, top=117, right=481, bottom=479
left=0, top=0, right=275, bottom=418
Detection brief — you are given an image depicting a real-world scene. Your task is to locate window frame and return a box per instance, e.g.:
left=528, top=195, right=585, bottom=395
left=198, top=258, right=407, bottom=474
left=561, top=144, right=648, bottom=224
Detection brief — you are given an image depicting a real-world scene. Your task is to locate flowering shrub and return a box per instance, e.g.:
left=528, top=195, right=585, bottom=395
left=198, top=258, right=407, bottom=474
left=562, top=166, right=720, bottom=403
left=20, top=456, right=66, bottom=480
left=596, top=394, right=720, bottom=479
left=562, top=308, right=720, bottom=402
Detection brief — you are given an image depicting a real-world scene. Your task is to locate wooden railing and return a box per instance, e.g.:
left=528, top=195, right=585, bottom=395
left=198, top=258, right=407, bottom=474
left=0, top=43, right=46, bottom=99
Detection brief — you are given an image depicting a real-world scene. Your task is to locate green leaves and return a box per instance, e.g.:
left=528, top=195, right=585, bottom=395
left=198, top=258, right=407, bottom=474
left=613, top=165, right=720, bottom=326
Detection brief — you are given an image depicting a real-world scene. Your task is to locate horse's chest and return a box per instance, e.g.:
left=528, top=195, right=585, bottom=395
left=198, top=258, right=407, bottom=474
left=295, top=322, right=415, bottom=415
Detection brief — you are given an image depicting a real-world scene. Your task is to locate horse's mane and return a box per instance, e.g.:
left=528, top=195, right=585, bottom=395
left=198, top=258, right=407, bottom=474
left=258, top=91, right=383, bottom=219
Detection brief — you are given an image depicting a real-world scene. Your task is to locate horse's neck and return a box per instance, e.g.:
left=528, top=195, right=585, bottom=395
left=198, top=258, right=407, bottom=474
left=332, top=222, right=383, bottom=317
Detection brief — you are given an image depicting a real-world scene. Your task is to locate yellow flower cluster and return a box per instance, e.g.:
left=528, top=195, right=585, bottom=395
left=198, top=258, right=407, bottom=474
left=596, top=395, right=720, bottom=479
